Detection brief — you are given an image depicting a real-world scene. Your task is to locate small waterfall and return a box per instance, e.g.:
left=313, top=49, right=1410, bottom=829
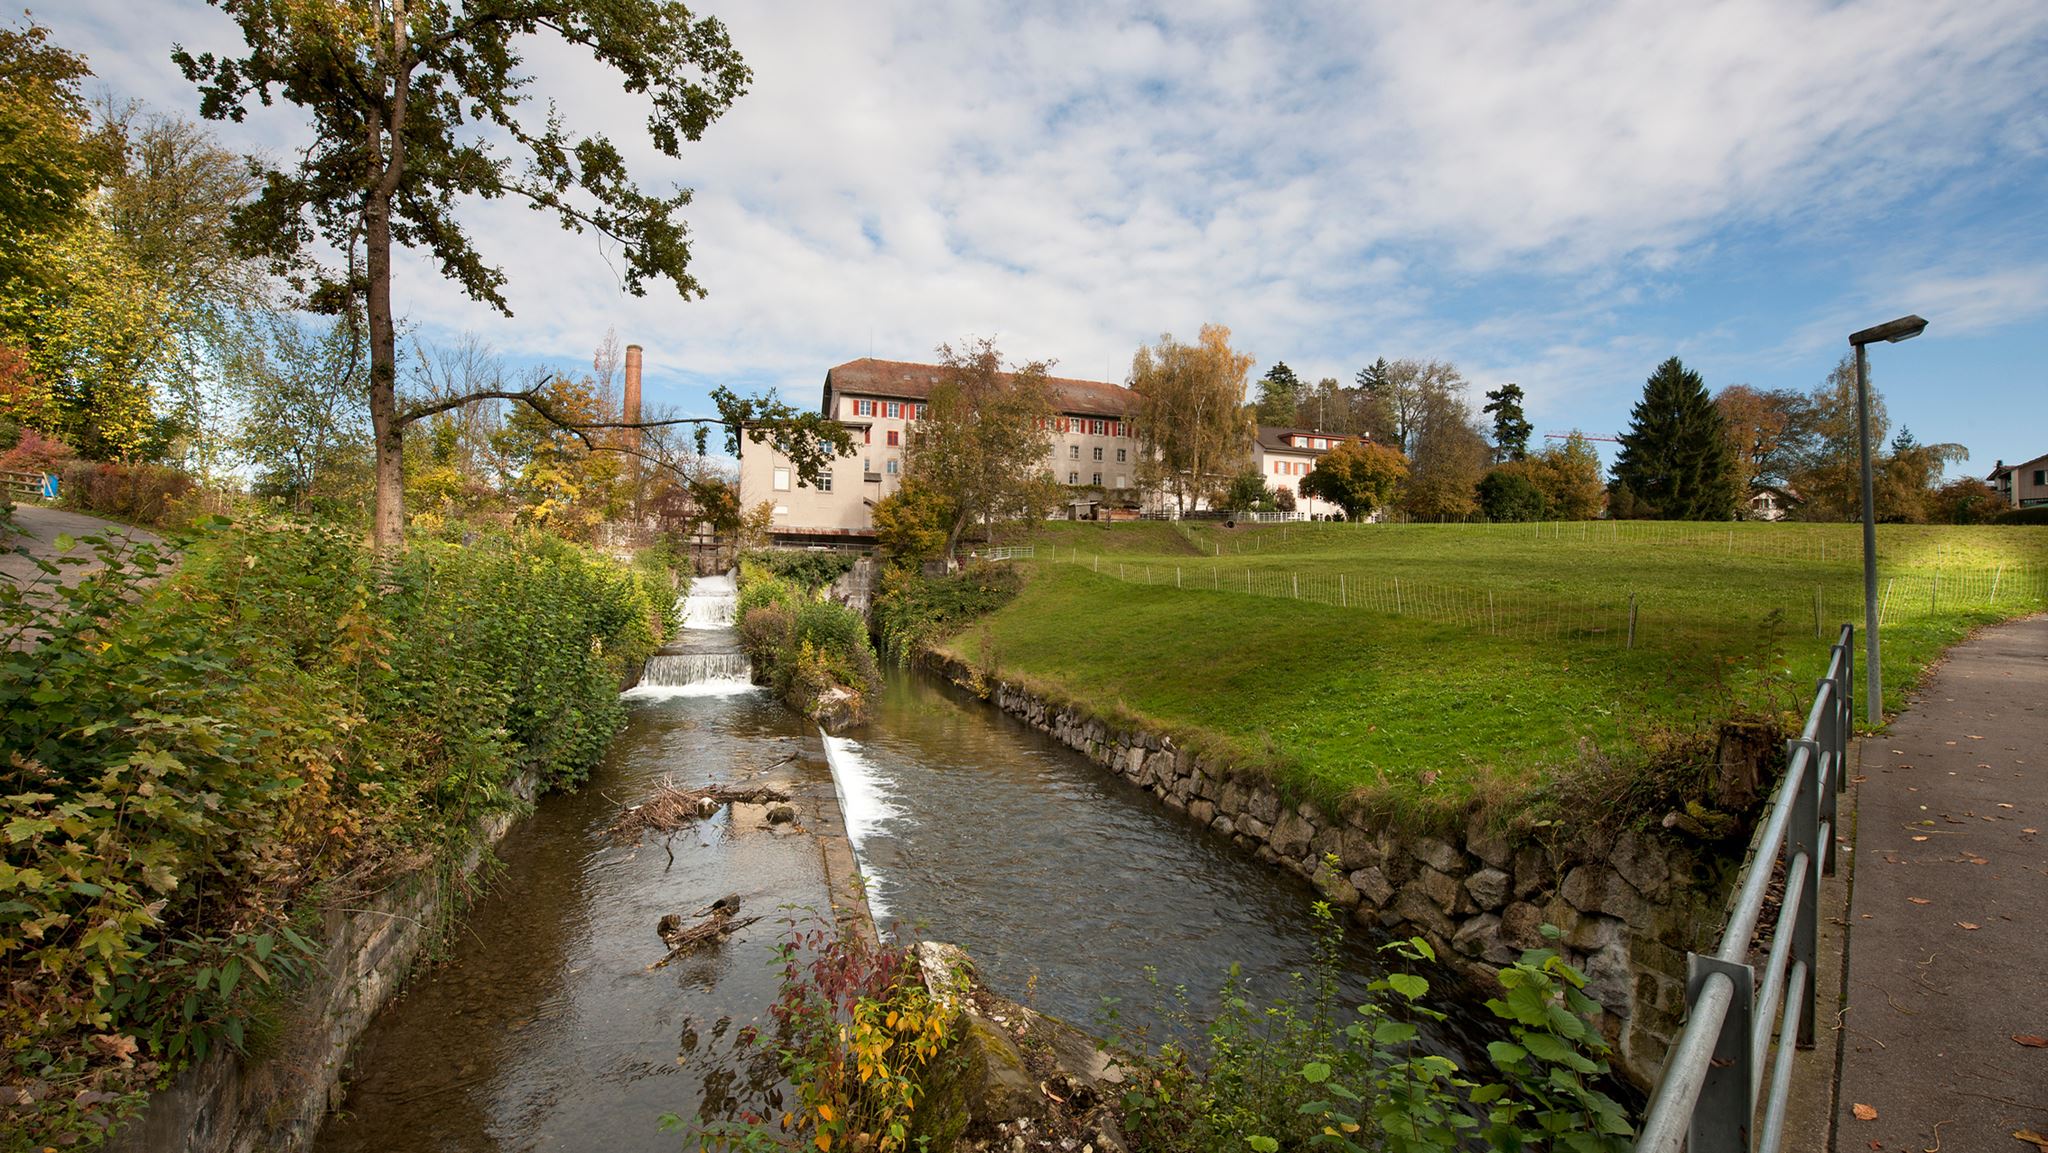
left=640, top=652, right=754, bottom=687
left=819, top=731, right=899, bottom=920
left=681, top=572, right=738, bottom=630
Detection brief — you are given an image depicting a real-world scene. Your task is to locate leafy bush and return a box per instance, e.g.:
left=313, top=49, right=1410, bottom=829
left=871, top=564, right=1022, bottom=663
left=0, top=427, right=72, bottom=475
left=741, top=548, right=858, bottom=589
left=55, top=460, right=196, bottom=529
left=678, top=920, right=967, bottom=1153
left=0, top=510, right=666, bottom=1148
left=1994, top=505, right=2048, bottom=525
left=1111, top=902, right=1632, bottom=1153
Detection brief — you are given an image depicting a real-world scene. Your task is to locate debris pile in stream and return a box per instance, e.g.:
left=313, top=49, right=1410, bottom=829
left=605, top=778, right=793, bottom=841
left=650, top=894, right=760, bottom=970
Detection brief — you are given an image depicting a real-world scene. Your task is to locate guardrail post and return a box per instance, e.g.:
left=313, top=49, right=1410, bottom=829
left=1812, top=684, right=1841, bottom=878
left=1787, top=737, right=1822, bottom=1048
left=1686, top=955, right=1756, bottom=1153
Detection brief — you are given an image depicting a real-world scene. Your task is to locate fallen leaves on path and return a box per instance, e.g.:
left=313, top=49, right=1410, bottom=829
left=1956, top=921, right=1980, bottom=931
left=1853, top=1103, right=1879, bottom=1121
left=1908, top=897, right=1932, bottom=905
left=2015, top=1034, right=2048, bottom=1048
left=2014, top=1129, right=2048, bottom=1152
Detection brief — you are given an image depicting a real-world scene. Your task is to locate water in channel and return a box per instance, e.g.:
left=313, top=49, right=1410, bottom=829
left=316, top=582, right=1488, bottom=1152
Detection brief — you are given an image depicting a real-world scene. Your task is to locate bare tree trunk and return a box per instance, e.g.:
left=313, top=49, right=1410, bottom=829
left=367, top=192, right=404, bottom=553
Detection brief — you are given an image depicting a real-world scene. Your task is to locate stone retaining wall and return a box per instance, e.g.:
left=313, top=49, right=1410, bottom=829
left=921, top=652, right=1752, bottom=1089
left=108, top=781, right=535, bottom=1153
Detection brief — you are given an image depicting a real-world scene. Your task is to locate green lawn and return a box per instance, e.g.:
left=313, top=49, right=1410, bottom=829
left=958, top=520, right=2048, bottom=823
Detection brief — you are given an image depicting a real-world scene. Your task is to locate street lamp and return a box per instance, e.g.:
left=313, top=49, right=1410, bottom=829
left=1848, top=313, right=1928, bottom=725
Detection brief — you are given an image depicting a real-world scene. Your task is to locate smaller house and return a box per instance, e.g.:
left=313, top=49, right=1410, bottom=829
left=1252, top=426, right=1368, bottom=519
left=1988, top=453, right=2048, bottom=508
left=1746, top=482, right=1803, bottom=522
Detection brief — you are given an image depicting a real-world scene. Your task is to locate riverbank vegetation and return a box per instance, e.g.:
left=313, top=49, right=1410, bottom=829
left=0, top=509, right=672, bottom=1148
left=735, top=559, right=882, bottom=725
left=951, top=519, right=2048, bottom=824
left=1111, top=910, right=1629, bottom=1153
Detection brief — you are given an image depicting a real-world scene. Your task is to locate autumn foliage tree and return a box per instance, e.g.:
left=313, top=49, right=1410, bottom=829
left=1299, top=440, right=1407, bottom=521
left=1130, top=325, right=1254, bottom=515
left=902, top=340, right=1058, bottom=560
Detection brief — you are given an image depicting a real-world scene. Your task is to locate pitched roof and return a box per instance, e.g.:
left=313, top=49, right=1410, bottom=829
left=822, top=357, right=1133, bottom=417
left=1988, top=451, right=2048, bottom=480
left=1254, top=425, right=1364, bottom=455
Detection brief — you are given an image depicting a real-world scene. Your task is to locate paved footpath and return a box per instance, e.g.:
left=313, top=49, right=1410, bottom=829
left=1832, top=614, right=2048, bottom=1152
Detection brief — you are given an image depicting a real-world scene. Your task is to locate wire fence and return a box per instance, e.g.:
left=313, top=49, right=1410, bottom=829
left=1036, top=548, right=2048, bottom=652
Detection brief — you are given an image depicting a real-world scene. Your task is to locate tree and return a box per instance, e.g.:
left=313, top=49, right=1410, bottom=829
left=1253, top=361, right=1303, bottom=426
left=902, top=339, right=1058, bottom=560
left=1130, top=324, right=1254, bottom=515
left=233, top=314, right=372, bottom=513
left=1714, top=384, right=1811, bottom=488
left=1610, top=357, right=1738, bottom=520
left=0, top=21, right=100, bottom=309
left=1928, top=477, right=2003, bottom=525
left=1482, top=383, right=1531, bottom=462
left=1873, top=426, right=1968, bottom=523
left=1476, top=463, right=1546, bottom=521
left=1351, top=357, right=1398, bottom=444
left=1526, top=432, right=1604, bottom=519
left=1786, top=355, right=1890, bottom=521
left=1303, top=376, right=1347, bottom=432
left=870, top=474, right=952, bottom=563
left=177, top=0, right=845, bottom=551
left=1300, top=440, right=1407, bottom=521
left=1223, top=468, right=1271, bottom=513
left=1398, top=364, right=1489, bottom=521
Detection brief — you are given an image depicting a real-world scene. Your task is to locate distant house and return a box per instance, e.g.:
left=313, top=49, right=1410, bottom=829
left=1988, top=453, right=2048, bottom=508
left=1252, top=426, right=1370, bottom=519
left=736, top=357, right=1141, bottom=544
left=1746, top=482, right=1803, bottom=522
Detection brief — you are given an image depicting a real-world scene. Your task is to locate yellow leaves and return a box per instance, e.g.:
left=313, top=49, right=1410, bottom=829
left=1852, top=1102, right=1878, bottom=1121
left=816, top=1103, right=834, bottom=1123
left=815, top=1131, right=831, bottom=1152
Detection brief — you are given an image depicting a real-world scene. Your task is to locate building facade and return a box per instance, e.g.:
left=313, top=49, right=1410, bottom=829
left=1988, top=453, right=2048, bottom=509
left=737, top=357, right=1137, bottom=543
left=1251, top=425, right=1368, bottom=519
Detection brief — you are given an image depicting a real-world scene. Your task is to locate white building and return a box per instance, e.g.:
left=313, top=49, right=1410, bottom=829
left=1251, top=425, right=1370, bottom=519
left=737, top=357, right=1139, bottom=544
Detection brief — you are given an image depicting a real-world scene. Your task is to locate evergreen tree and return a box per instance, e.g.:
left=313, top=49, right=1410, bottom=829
left=1610, top=357, right=1738, bottom=520
left=1254, top=361, right=1303, bottom=426
left=1482, top=383, right=1532, bottom=462
left=1352, top=357, right=1397, bottom=444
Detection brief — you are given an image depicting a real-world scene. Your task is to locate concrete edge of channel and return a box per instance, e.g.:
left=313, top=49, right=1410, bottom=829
left=1781, top=740, right=1860, bottom=1153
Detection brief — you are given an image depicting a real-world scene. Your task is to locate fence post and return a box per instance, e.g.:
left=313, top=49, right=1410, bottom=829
left=1991, top=563, right=2002, bottom=604
left=1177, top=566, right=1182, bottom=588
left=1880, top=578, right=1894, bottom=625
left=1292, top=572, right=1299, bottom=598
left=1394, top=578, right=1403, bottom=613
left=1627, top=593, right=1638, bottom=649
left=1339, top=573, right=1346, bottom=607
left=1686, top=957, right=1757, bottom=1153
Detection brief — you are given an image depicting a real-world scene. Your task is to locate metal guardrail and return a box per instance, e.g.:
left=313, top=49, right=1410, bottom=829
left=1635, top=623, right=1854, bottom=1152
left=1, top=469, right=50, bottom=498
left=981, top=545, right=1035, bottom=562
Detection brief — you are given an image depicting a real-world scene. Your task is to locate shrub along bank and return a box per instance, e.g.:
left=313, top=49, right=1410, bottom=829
left=0, top=510, right=672, bottom=1149
left=735, top=557, right=881, bottom=726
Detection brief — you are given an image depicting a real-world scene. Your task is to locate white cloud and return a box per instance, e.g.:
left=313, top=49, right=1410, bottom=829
left=37, top=0, right=2048, bottom=435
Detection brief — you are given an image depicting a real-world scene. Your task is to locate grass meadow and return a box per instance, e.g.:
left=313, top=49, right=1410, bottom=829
left=952, top=520, right=2048, bottom=823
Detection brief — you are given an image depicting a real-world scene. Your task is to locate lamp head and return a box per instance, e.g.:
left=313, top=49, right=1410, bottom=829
left=1850, top=315, right=1929, bottom=346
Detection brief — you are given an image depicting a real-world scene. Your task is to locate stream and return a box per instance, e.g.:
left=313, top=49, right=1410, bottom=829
left=314, top=578, right=1490, bottom=1152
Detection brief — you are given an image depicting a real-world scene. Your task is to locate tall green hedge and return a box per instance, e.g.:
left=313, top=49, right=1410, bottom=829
left=0, top=512, right=668, bottom=1148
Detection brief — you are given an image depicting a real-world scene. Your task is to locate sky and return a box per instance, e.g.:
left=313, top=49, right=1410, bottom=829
left=42, top=0, right=2048, bottom=475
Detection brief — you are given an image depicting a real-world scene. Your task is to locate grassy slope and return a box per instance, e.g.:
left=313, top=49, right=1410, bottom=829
left=955, top=521, right=2048, bottom=821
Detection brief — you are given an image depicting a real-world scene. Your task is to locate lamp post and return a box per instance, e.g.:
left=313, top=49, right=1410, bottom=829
left=1847, top=314, right=1928, bottom=725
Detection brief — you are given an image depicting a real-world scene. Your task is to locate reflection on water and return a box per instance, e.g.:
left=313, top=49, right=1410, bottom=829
left=312, top=692, right=826, bottom=1153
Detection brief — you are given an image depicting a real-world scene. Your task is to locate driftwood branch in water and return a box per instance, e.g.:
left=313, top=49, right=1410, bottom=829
left=606, top=777, right=793, bottom=842
left=649, top=895, right=759, bottom=969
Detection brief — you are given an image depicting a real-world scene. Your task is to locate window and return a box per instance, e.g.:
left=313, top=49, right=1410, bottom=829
left=1068, top=470, right=1079, bottom=484
left=772, top=467, right=791, bottom=491
left=1092, top=472, right=1102, bottom=486
left=1095, top=420, right=1107, bottom=435
left=1274, top=462, right=1282, bottom=474
left=1070, top=444, right=1080, bottom=459
left=887, top=430, right=900, bottom=446
left=886, top=401, right=902, bottom=418
left=817, top=470, right=832, bottom=492
left=1057, top=418, right=1069, bottom=433
left=886, top=459, right=898, bottom=475
left=1112, top=421, right=1123, bottom=437
left=862, top=426, right=871, bottom=444
left=856, top=399, right=874, bottom=416
left=917, top=403, right=928, bottom=419
left=2036, top=469, right=2046, bottom=486
left=1116, top=448, right=1127, bottom=463
left=1115, top=476, right=1126, bottom=488
left=862, top=458, right=872, bottom=474
left=1092, top=446, right=1103, bottom=461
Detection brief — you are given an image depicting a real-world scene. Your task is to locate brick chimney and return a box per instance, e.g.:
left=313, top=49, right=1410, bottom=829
left=623, top=343, right=644, bottom=451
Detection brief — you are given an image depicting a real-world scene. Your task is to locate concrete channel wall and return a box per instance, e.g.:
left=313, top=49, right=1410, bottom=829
left=919, top=650, right=1762, bottom=1089
left=107, top=779, right=536, bottom=1153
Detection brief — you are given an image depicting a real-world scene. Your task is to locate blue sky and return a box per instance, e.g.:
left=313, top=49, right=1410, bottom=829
left=43, top=0, right=2048, bottom=475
